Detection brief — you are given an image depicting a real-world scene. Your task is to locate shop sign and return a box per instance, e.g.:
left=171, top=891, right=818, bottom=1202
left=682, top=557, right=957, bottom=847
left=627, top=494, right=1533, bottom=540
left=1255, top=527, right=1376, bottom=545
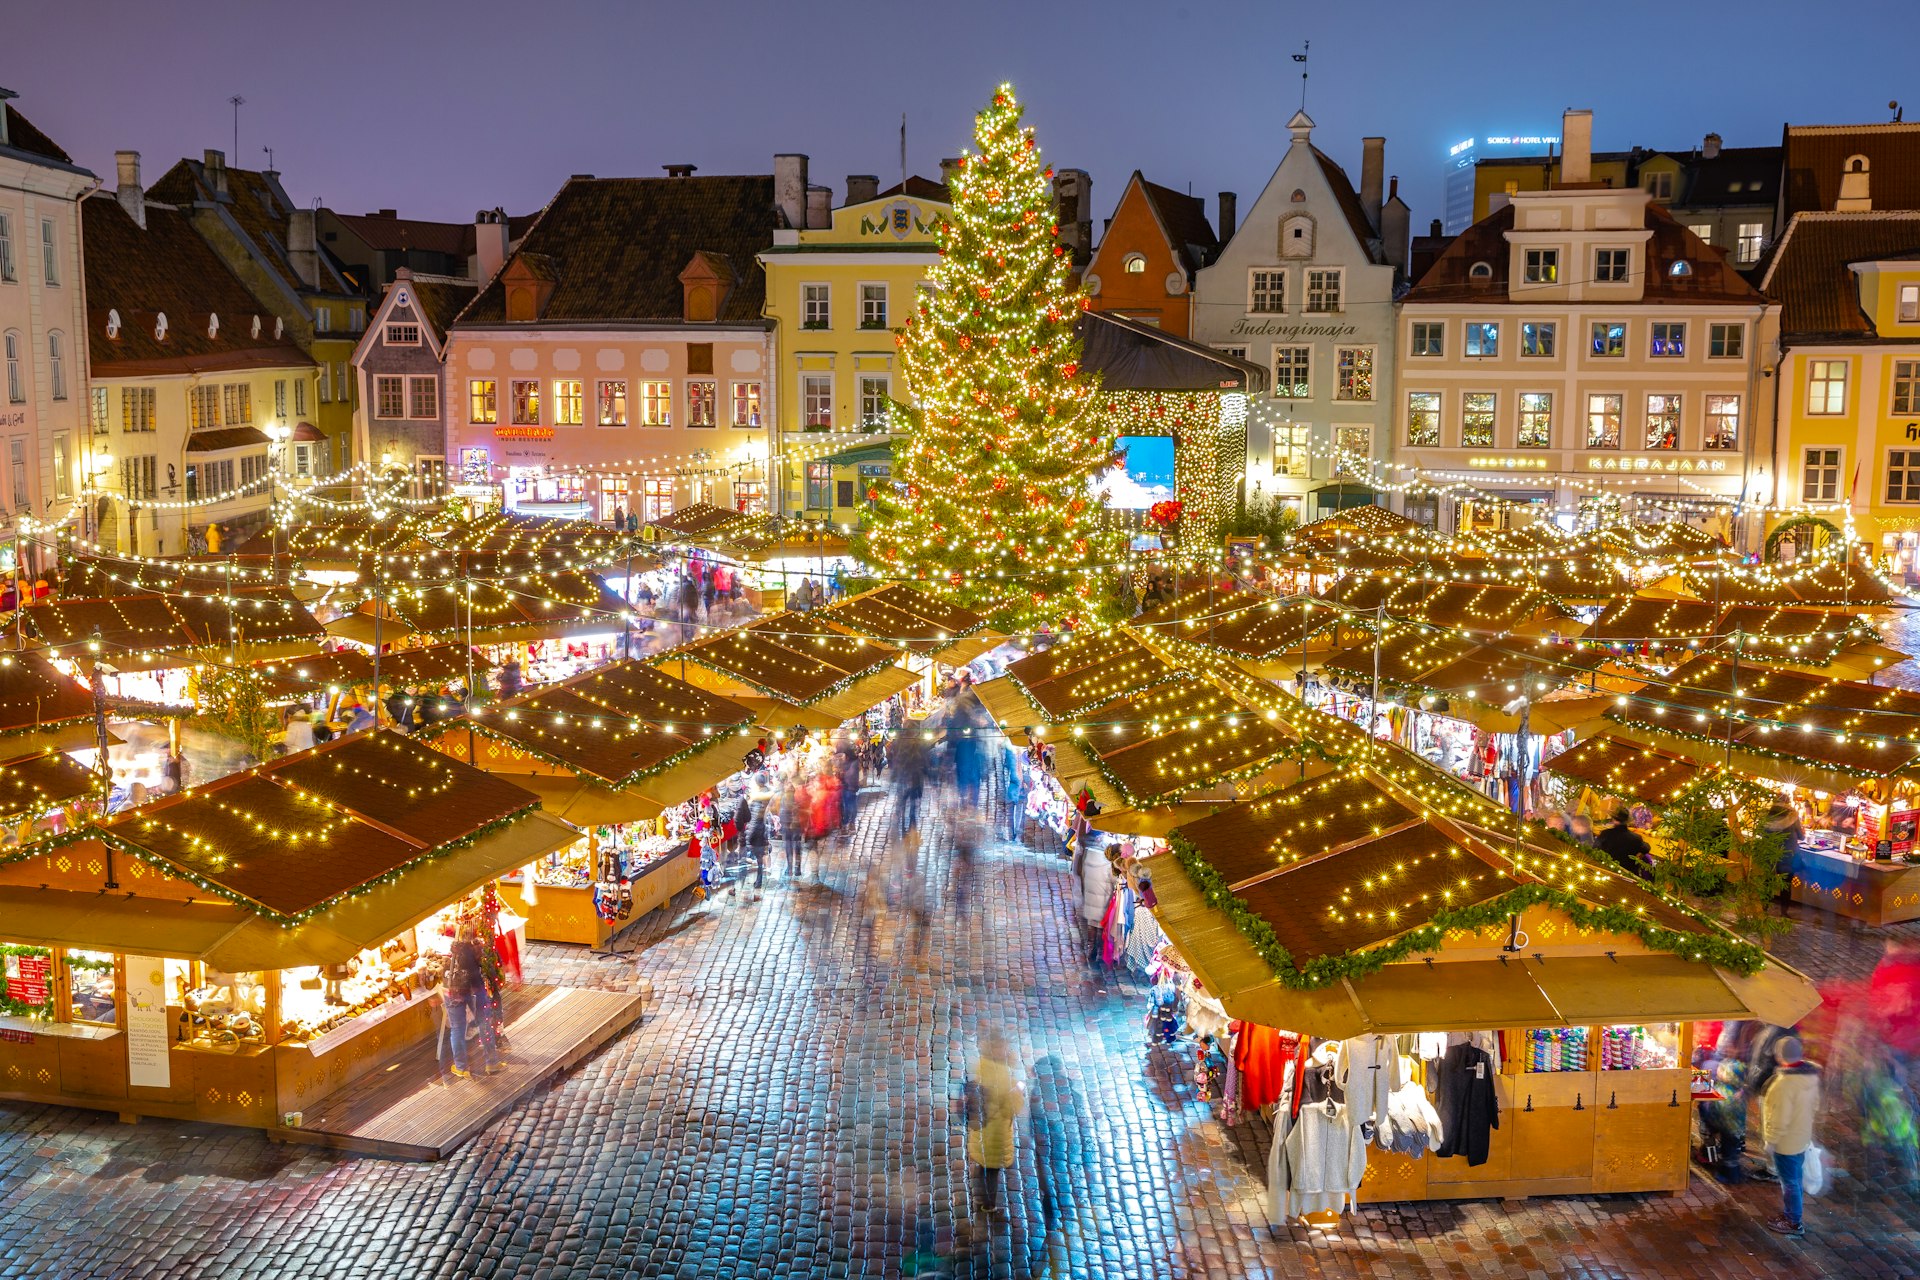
left=5, top=953, right=48, bottom=1007
left=124, top=955, right=170, bottom=1088
left=459, top=447, right=491, bottom=484
left=1585, top=456, right=1729, bottom=473
left=493, top=426, right=555, bottom=440
left=1466, top=457, right=1548, bottom=470
left=1227, top=320, right=1359, bottom=340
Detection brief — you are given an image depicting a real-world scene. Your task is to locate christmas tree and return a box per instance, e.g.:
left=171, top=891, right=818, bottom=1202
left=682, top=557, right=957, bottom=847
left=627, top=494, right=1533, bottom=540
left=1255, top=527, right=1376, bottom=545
left=855, top=84, right=1123, bottom=629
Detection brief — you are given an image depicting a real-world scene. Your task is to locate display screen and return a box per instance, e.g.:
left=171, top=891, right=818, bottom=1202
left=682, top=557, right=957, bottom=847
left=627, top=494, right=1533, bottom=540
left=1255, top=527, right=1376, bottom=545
left=1098, top=435, right=1175, bottom=509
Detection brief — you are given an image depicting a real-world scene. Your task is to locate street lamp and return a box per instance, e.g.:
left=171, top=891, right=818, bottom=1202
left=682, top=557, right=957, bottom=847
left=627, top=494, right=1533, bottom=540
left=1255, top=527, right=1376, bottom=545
left=263, top=421, right=291, bottom=580
left=85, top=445, right=113, bottom=549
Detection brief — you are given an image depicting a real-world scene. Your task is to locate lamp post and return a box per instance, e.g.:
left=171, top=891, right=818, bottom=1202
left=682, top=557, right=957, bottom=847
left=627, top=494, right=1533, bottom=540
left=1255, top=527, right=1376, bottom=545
left=263, top=420, right=290, bottom=583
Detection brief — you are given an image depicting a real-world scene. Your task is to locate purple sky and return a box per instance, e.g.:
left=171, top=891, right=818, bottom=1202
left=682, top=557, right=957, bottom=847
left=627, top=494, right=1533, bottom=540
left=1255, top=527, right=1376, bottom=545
left=11, top=0, right=1915, bottom=237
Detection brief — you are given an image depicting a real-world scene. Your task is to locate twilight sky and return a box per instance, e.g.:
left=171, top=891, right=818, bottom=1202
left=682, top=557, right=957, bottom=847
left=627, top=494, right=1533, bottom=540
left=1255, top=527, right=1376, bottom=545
left=11, top=0, right=1915, bottom=238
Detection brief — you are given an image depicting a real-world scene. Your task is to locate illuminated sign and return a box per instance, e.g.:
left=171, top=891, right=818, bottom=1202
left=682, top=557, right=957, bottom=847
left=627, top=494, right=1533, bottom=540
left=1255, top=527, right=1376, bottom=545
left=1467, top=457, right=1549, bottom=469
left=1448, top=138, right=1475, bottom=157
left=1585, top=456, right=1730, bottom=473
left=492, top=426, right=555, bottom=440
left=1484, top=135, right=1560, bottom=147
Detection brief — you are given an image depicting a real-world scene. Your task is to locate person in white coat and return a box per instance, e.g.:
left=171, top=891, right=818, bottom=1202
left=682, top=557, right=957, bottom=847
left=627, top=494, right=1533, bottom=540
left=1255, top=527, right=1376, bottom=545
left=1073, top=841, right=1114, bottom=964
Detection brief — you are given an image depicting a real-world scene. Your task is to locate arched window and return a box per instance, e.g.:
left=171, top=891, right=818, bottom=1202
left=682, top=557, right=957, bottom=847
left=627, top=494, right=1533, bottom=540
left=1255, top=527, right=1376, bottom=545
left=47, top=330, right=66, bottom=400
left=1469, top=261, right=1493, bottom=279
left=105, top=308, right=121, bottom=339
left=1122, top=253, right=1147, bottom=274
left=2, top=330, right=21, bottom=403
left=1669, top=260, right=1693, bottom=277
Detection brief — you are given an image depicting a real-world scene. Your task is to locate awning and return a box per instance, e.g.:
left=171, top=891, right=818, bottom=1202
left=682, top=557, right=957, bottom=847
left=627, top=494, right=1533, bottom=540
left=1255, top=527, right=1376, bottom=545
left=972, top=676, right=1045, bottom=730
left=186, top=427, right=271, bottom=452
left=804, top=665, right=921, bottom=723
left=624, top=740, right=755, bottom=808
left=0, top=887, right=254, bottom=962
left=326, top=612, right=416, bottom=646
left=290, top=420, right=327, bottom=442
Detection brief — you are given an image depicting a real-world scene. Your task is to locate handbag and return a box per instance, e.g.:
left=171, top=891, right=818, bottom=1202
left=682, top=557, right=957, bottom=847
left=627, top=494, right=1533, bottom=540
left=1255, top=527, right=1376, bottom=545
left=1803, top=1144, right=1829, bottom=1197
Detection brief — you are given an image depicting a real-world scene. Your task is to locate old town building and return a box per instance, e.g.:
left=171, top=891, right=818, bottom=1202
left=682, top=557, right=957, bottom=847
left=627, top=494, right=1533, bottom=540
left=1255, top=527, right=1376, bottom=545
left=351, top=266, right=476, bottom=495
left=1396, top=110, right=1778, bottom=535
left=1083, top=173, right=1226, bottom=337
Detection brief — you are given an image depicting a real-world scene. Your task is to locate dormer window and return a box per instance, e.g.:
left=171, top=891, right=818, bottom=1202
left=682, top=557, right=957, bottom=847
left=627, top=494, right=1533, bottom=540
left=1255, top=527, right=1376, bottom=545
left=1523, top=249, right=1559, bottom=283
left=1469, top=261, right=1493, bottom=279
left=1669, top=260, right=1693, bottom=277
left=207, top=313, right=220, bottom=339
left=1122, top=253, right=1146, bottom=274
left=273, top=316, right=283, bottom=339
left=251, top=315, right=262, bottom=339
left=154, top=312, right=168, bottom=340
left=1595, top=248, right=1630, bottom=282
left=105, top=309, right=120, bottom=339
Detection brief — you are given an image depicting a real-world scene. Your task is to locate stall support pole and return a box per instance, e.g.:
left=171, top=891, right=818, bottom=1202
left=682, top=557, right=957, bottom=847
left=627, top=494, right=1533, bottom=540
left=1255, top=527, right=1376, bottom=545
left=1368, top=601, right=1384, bottom=761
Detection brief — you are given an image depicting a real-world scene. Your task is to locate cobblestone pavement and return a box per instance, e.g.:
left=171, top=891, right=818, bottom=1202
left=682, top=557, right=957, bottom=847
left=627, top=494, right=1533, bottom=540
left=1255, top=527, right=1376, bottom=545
left=1, top=778, right=1918, bottom=1279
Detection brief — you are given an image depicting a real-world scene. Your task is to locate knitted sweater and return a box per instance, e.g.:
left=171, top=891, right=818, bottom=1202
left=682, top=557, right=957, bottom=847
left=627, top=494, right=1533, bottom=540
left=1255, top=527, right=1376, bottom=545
left=1282, top=1098, right=1368, bottom=1216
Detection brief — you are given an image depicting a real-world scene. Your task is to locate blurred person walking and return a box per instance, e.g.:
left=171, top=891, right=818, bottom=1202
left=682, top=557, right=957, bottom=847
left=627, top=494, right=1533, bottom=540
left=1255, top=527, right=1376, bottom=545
left=1760, top=1034, right=1821, bottom=1236
left=964, top=1028, right=1026, bottom=1220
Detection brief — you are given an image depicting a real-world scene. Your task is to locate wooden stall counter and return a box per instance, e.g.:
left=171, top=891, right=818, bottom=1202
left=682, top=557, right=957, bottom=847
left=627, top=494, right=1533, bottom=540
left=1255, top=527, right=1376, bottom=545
left=500, top=852, right=700, bottom=947
left=1789, top=845, right=1920, bottom=925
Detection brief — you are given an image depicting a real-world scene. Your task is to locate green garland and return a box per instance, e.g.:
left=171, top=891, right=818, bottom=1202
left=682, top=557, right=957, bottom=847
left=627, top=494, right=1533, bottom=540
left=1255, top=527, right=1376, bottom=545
left=651, top=647, right=899, bottom=709
left=1604, top=709, right=1886, bottom=780
left=1165, top=832, right=1767, bottom=991
left=62, top=952, right=114, bottom=972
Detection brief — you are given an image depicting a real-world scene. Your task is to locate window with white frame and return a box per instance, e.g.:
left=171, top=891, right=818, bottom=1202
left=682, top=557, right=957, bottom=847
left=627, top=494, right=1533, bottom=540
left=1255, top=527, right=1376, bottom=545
left=1689, top=224, right=1713, bottom=245
left=1461, top=392, right=1496, bottom=446
left=1894, top=360, right=1920, bottom=415
left=1704, top=394, right=1739, bottom=450
left=858, top=375, right=891, bottom=427
left=1803, top=447, right=1841, bottom=502
left=1523, top=248, right=1558, bottom=283
left=274, top=379, right=287, bottom=418
left=1594, top=249, right=1629, bottom=283
left=1709, top=323, right=1744, bottom=359
left=0, top=212, right=12, bottom=282
left=122, top=386, right=155, bottom=433
left=687, top=379, right=717, bottom=427
left=408, top=377, right=438, bottom=419
left=47, top=331, right=66, bottom=399
left=553, top=379, right=585, bottom=426
left=1271, top=423, right=1310, bottom=478
left=1590, top=322, right=1626, bottom=357
left=2, top=331, right=19, bottom=403
left=90, top=387, right=107, bottom=435
left=1644, top=394, right=1681, bottom=449
left=1888, top=450, right=1920, bottom=503
left=52, top=432, right=69, bottom=501
left=641, top=477, right=674, bottom=521
left=293, top=378, right=306, bottom=416
left=1520, top=322, right=1556, bottom=357
left=1650, top=322, right=1686, bottom=357
left=859, top=284, right=888, bottom=329
left=385, top=322, right=420, bottom=345
left=1410, top=322, right=1444, bottom=357
left=597, top=380, right=628, bottom=427
left=317, top=365, right=331, bottom=404
left=732, top=381, right=762, bottom=428
left=1586, top=394, right=1622, bottom=449
left=314, top=307, right=332, bottom=333
left=639, top=381, right=672, bottom=427
left=1305, top=268, right=1342, bottom=312
left=1736, top=223, right=1765, bottom=265
left=376, top=376, right=405, bottom=419
left=801, top=373, right=833, bottom=428
left=1517, top=392, right=1552, bottom=447
left=120, top=453, right=157, bottom=501
left=1465, top=321, right=1499, bottom=357
left=1271, top=347, right=1310, bottom=398
left=40, top=219, right=57, bottom=286
left=805, top=462, right=831, bottom=509
left=470, top=379, right=497, bottom=424
left=510, top=379, right=540, bottom=425
left=1807, top=359, right=1848, bottom=415
left=802, top=284, right=830, bottom=330
left=1249, top=270, right=1285, bottom=314
left=1215, top=345, right=1248, bottom=360
left=1898, top=284, right=1920, bottom=324
left=1406, top=392, right=1440, bottom=446
left=1123, top=254, right=1146, bottom=273
left=1333, top=425, right=1371, bottom=478
left=1334, top=348, right=1373, bottom=401
left=189, top=384, right=218, bottom=430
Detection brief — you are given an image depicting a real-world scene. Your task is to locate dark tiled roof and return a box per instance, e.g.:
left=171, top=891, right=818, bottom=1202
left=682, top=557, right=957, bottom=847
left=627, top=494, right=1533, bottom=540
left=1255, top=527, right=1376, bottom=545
left=1137, top=176, right=1219, bottom=274
left=1675, top=146, right=1781, bottom=209
left=1405, top=201, right=1763, bottom=304
left=458, top=175, right=776, bottom=326
left=399, top=275, right=478, bottom=342
left=1782, top=123, right=1920, bottom=218
left=186, top=427, right=270, bottom=451
left=1076, top=311, right=1267, bottom=392
left=1759, top=212, right=1920, bottom=339
left=81, top=198, right=313, bottom=376
left=1313, top=148, right=1381, bottom=261
left=878, top=175, right=951, bottom=201
left=331, top=211, right=472, bottom=256
left=3, top=104, right=71, bottom=165
left=149, top=159, right=354, bottom=298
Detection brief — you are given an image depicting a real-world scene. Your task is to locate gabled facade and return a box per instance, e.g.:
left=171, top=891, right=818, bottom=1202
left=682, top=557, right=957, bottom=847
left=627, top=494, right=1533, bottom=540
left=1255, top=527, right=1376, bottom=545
left=1760, top=210, right=1920, bottom=579
left=1190, top=112, right=1404, bottom=520
left=1397, top=111, right=1777, bottom=537
left=148, top=151, right=366, bottom=471
left=758, top=169, right=948, bottom=521
left=82, top=171, right=315, bottom=556
left=446, top=168, right=780, bottom=521
left=1083, top=173, right=1225, bottom=337
left=0, top=89, right=92, bottom=576
left=351, top=268, right=476, bottom=495
left=318, top=207, right=530, bottom=293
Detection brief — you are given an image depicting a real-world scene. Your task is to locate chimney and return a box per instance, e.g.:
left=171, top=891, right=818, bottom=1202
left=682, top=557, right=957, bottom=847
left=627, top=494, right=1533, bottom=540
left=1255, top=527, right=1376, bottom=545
left=1360, top=137, right=1385, bottom=234
left=473, top=208, right=509, bottom=282
left=1560, top=109, right=1593, bottom=185
left=1430, top=218, right=1443, bottom=237
left=1380, top=177, right=1410, bottom=282
left=805, top=184, right=832, bottom=229
left=663, top=164, right=697, bottom=178
left=939, top=156, right=963, bottom=190
left=1703, top=132, right=1722, bottom=160
left=115, top=150, right=145, bottom=230
left=774, top=153, right=809, bottom=231
left=1217, top=191, right=1237, bottom=245
left=203, top=148, right=229, bottom=200
left=288, top=207, right=320, bottom=289
left=376, top=208, right=397, bottom=218
left=846, top=174, right=880, bottom=205
left=1052, top=168, right=1093, bottom=262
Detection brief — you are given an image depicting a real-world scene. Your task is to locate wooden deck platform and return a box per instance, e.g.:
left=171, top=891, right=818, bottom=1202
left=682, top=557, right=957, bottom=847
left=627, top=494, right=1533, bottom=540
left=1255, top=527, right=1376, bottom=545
left=273, top=984, right=643, bottom=1160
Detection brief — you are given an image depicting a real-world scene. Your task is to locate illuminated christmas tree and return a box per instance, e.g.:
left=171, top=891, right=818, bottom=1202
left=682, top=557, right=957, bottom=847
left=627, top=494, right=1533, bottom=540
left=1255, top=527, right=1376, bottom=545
left=856, top=84, right=1123, bottom=628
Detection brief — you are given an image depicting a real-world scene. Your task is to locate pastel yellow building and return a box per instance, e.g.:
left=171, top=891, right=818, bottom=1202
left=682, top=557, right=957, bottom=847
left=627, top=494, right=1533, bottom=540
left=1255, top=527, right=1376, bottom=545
left=1762, top=210, right=1920, bottom=580
left=758, top=171, right=948, bottom=522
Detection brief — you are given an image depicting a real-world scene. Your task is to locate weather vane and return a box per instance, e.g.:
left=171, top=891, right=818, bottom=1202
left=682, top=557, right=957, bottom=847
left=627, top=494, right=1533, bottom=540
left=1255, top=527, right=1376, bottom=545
left=1293, top=42, right=1309, bottom=111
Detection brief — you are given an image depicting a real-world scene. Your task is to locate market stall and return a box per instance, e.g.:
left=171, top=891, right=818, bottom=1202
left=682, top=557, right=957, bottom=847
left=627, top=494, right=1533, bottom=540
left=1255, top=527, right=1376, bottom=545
left=664, top=613, right=916, bottom=735
left=426, top=662, right=761, bottom=944
left=1141, top=767, right=1821, bottom=1210
left=0, top=730, right=580, bottom=1133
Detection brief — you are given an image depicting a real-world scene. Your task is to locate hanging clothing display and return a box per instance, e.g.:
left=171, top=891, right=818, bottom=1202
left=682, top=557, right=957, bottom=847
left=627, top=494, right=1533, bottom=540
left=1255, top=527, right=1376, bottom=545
left=1336, top=1033, right=1403, bottom=1134
left=1281, top=1097, right=1368, bottom=1217
left=1433, top=1042, right=1500, bottom=1166
left=1265, top=1060, right=1298, bottom=1225
left=1233, top=1023, right=1307, bottom=1113
left=1378, top=1058, right=1444, bottom=1156
left=1296, top=1041, right=1344, bottom=1116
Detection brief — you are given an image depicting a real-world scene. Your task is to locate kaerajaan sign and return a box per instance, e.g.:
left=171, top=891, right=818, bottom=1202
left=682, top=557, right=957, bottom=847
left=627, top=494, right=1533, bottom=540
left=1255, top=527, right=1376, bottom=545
left=1586, top=456, right=1730, bottom=473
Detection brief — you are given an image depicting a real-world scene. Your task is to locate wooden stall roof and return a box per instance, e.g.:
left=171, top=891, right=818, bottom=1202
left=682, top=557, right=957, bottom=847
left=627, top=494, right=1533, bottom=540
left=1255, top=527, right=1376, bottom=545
left=1003, top=630, right=1173, bottom=721
left=446, top=661, right=757, bottom=787
left=1546, top=734, right=1706, bottom=806
left=1713, top=604, right=1871, bottom=666
left=249, top=648, right=378, bottom=698
left=1593, top=521, right=1730, bottom=560
left=380, top=570, right=627, bottom=640
left=816, top=583, right=995, bottom=655
left=1295, top=505, right=1420, bottom=539
left=670, top=614, right=902, bottom=707
left=1286, top=536, right=1418, bottom=572
left=644, top=502, right=751, bottom=539
left=1134, top=590, right=1336, bottom=661
left=1319, top=627, right=1482, bottom=686
left=1585, top=595, right=1723, bottom=646
left=0, top=651, right=97, bottom=733
left=0, top=749, right=102, bottom=821
left=1675, top=560, right=1894, bottom=610
left=1071, top=679, right=1296, bottom=808
left=25, top=589, right=325, bottom=665
left=382, top=643, right=499, bottom=687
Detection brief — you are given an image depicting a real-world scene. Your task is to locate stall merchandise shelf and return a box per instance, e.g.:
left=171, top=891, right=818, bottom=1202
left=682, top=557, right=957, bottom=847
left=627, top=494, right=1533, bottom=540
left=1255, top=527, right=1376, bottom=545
left=299, top=989, right=439, bottom=1057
